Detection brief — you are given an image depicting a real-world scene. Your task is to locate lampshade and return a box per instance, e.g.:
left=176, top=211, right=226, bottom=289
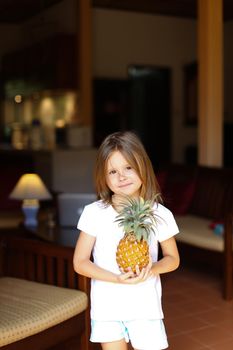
left=10, top=173, right=52, bottom=227
left=10, top=173, right=52, bottom=200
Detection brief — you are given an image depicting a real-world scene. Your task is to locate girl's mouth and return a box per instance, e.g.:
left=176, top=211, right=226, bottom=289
left=118, top=183, right=132, bottom=188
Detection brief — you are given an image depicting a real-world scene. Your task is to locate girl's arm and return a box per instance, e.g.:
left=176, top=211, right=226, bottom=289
left=151, top=236, right=180, bottom=275
left=73, top=231, right=135, bottom=283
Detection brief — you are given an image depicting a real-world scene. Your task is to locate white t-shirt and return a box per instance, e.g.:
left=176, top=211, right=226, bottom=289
left=77, top=200, right=179, bottom=321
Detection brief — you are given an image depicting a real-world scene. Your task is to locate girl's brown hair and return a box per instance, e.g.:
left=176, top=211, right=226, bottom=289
left=94, top=131, right=161, bottom=204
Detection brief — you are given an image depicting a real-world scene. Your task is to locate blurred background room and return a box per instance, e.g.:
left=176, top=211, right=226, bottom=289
left=0, top=2, right=233, bottom=349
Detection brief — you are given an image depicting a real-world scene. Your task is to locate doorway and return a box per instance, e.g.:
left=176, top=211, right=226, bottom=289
left=128, top=65, right=171, bottom=167
left=93, top=66, right=171, bottom=168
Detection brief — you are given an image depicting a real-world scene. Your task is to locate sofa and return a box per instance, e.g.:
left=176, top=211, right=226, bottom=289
left=0, top=235, right=90, bottom=350
left=157, top=163, right=233, bottom=300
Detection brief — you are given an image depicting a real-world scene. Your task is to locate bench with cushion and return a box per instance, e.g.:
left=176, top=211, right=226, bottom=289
left=157, top=164, right=233, bottom=300
left=0, top=236, right=90, bottom=350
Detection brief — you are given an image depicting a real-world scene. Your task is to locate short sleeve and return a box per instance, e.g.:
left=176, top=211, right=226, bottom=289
left=77, top=203, right=98, bottom=237
left=154, top=204, right=179, bottom=242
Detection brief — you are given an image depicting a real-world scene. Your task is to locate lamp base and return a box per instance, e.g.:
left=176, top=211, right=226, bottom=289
left=22, top=200, right=39, bottom=227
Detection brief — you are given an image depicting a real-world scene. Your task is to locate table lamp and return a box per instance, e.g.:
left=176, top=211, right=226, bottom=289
left=10, top=173, right=52, bottom=227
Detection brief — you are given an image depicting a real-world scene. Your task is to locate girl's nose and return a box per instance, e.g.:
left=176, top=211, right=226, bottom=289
left=118, top=171, right=126, bottom=180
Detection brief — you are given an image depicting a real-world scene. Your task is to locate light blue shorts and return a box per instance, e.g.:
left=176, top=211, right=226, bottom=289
left=90, top=319, right=168, bottom=350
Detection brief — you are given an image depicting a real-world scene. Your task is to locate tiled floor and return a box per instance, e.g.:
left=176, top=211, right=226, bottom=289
left=91, top=266, right=233, bottom=350
left=162, top=266, right=233, bottom=350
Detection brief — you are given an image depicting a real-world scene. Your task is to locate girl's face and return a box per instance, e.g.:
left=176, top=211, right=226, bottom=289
left=106, top=150, right=142, bottom=198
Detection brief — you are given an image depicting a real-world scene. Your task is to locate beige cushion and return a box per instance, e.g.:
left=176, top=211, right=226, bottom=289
left=0, top=277, right=88, bottom=347
left=175, top=215, right=224, bottom=252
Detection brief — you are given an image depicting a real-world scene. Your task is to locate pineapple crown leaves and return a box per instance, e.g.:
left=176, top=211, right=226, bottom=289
left=114, top=196, right=157, bottom=242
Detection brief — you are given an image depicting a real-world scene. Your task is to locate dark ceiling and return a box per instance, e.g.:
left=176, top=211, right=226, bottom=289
left=0, top=0, right=62, bottom=23
left=0, top=0, right=232, bottom=23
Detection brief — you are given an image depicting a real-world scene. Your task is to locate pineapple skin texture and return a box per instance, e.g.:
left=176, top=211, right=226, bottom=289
left=116, top=233, right=149, bottom=273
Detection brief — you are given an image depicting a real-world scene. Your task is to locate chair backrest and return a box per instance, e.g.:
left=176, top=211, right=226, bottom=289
left=2, top=236, right=89, bottom=293
left=190, top=166, right=233, bottom=220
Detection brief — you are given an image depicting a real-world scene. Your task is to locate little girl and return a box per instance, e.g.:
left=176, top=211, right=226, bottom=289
left=73, top=131, right=180, bottom=350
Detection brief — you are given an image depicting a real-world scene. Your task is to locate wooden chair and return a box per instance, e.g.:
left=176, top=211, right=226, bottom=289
left=0, top=236, right=90, bottom=350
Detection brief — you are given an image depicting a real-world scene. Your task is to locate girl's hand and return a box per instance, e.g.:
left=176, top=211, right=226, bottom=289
left=117, top=256, right=153, bottom=284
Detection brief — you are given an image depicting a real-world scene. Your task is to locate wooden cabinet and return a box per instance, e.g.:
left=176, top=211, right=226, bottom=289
left=2, top=34, right=77, bottom=91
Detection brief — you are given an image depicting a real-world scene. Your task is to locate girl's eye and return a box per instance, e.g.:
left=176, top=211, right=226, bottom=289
left=126, top=166, right=132, bottom=170
left=109, top=170, right=116, bottom=175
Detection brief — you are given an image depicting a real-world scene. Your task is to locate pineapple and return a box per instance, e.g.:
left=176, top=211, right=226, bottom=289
left=114, top=196, right=157, bottom=273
